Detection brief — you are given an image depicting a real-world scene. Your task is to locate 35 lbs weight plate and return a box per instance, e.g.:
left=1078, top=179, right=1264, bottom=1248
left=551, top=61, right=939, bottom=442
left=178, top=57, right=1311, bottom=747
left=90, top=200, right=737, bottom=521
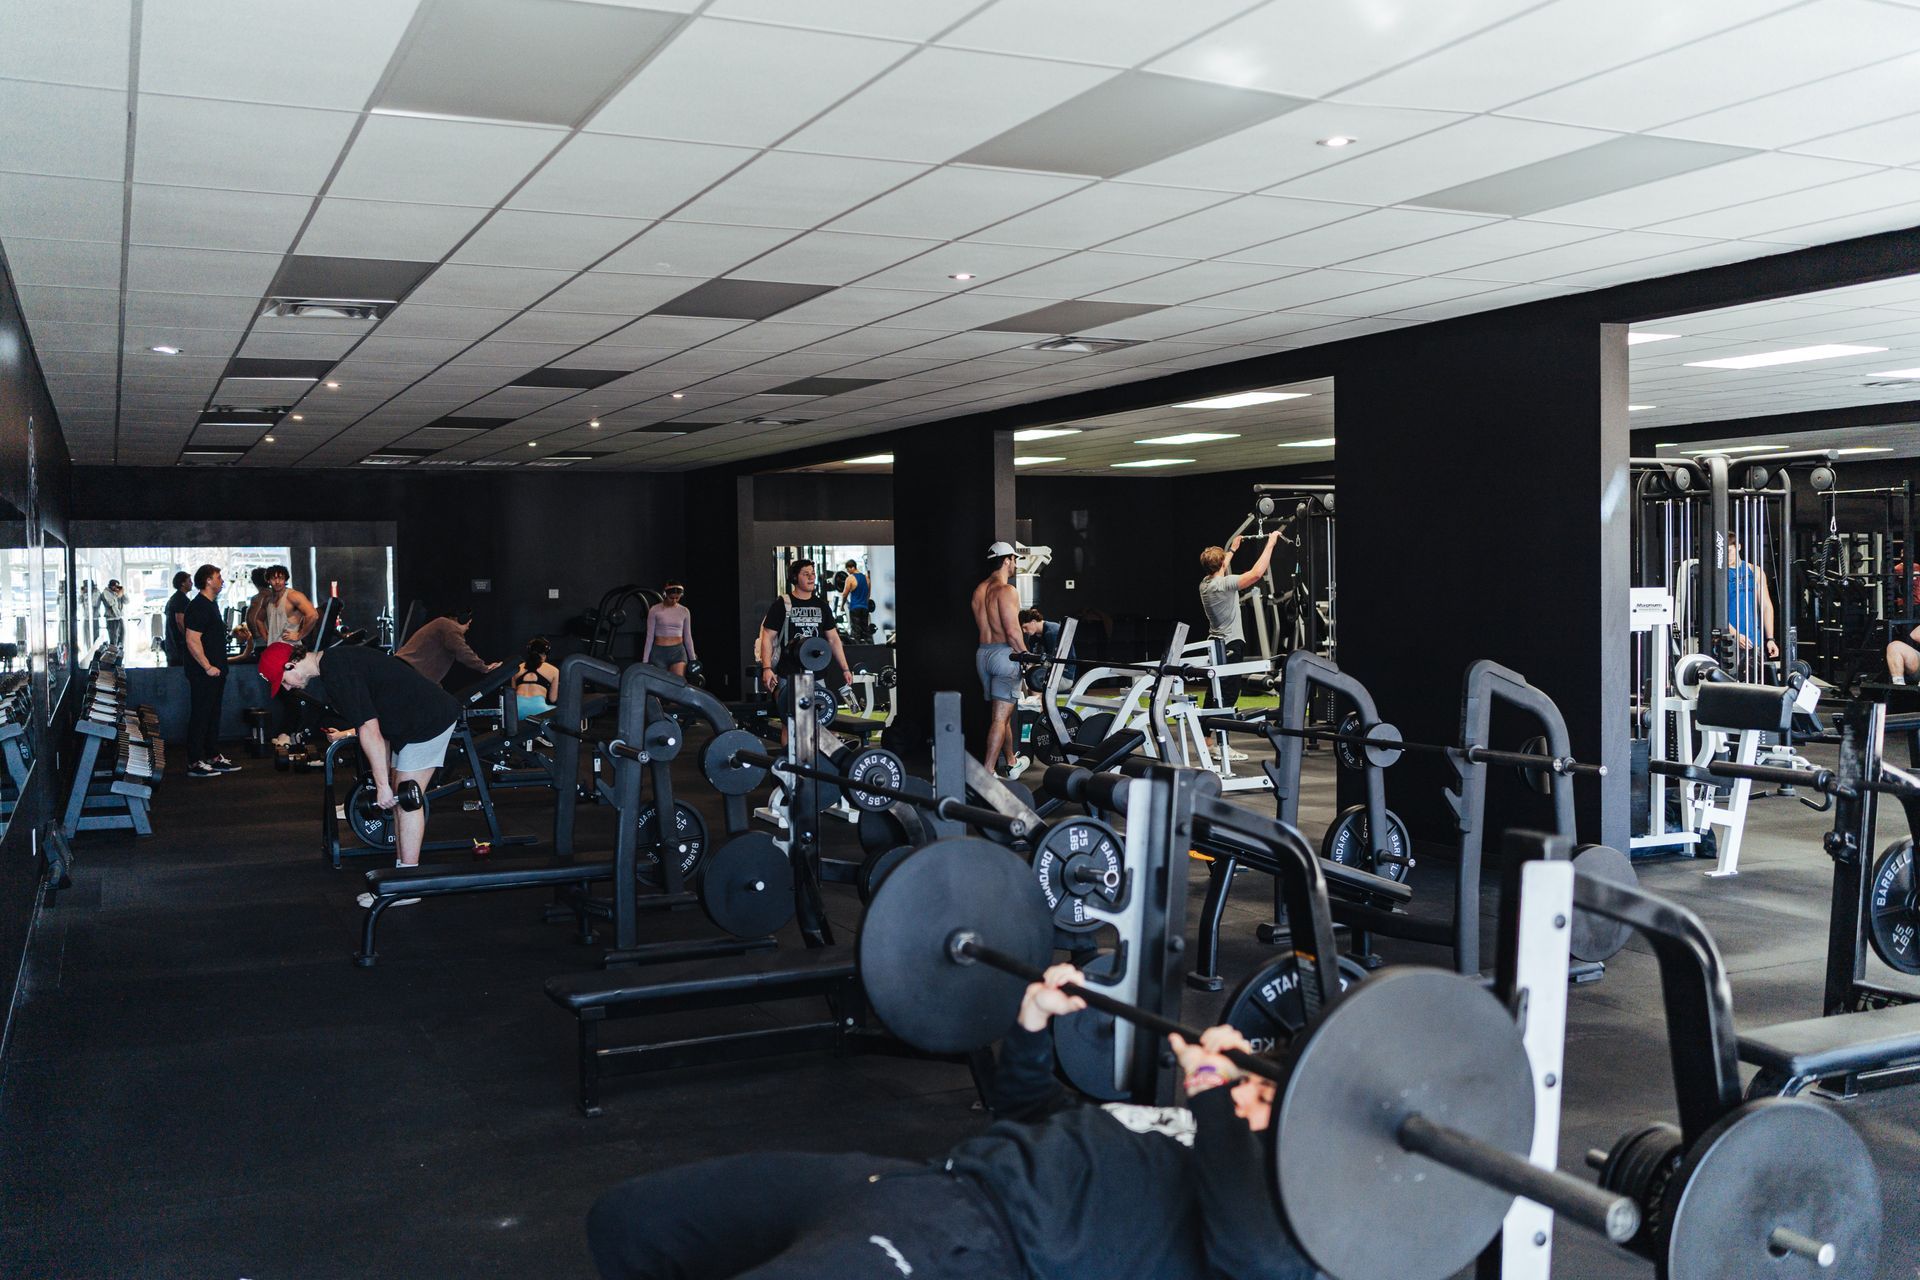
left=1032, top=816, right=1125, bottom=931
left=633, top=800, right=709, bottom=890
left=1320, top=804, right=1413, bottom=883
left=1868, top=839, right=1920, bottom=974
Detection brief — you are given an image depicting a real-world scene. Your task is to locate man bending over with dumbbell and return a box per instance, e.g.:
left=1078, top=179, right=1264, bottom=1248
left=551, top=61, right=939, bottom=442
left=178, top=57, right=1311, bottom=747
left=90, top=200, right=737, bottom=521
left=258, top=641, right=459, bottom=893
left=586, top=964, right=1313, bottom=1280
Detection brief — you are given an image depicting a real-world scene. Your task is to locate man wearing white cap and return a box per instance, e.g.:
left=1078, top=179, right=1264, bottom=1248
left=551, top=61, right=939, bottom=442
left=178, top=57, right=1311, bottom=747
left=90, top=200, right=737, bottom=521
left=971, top=541, right=1030, bottom=778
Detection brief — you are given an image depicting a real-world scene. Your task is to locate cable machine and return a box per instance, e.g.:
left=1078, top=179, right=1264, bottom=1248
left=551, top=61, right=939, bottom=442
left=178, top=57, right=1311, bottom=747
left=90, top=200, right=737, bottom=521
left=1222, top=483, right=1335, bottom=666
left=1799, top=479, right=1918, bottom=693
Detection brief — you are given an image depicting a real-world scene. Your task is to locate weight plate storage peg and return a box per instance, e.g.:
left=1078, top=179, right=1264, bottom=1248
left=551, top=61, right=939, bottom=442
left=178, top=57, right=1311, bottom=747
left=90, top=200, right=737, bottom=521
left=1868, top=839, right=1920, bottom=975
left=700, top=831, right=795, bottom=937
left=1031, top=817, right=1126, bottom=931
left=1320, top=804, right=1413, bottom=883
left=633, top=800, right=709, bottom=890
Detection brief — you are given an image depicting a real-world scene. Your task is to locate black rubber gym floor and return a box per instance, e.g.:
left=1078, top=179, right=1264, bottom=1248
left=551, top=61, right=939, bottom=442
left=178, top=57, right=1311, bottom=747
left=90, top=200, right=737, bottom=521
left=3, top=739, right=1916, bottom=1279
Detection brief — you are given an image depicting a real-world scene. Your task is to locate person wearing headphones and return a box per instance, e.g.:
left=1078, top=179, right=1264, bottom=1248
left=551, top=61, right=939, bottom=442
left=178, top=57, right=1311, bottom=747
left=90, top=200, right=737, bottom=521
left=758, top=559, right=856, bottom=698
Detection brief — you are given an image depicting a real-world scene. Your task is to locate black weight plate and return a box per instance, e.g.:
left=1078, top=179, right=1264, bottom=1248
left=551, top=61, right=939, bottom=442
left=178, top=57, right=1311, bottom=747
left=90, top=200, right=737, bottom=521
left=1052, top=1008, right=1127, bottom=1101
left=1664, top=1099, right=1881, bottom=1280
left=347, top=779, right=394, bottom=849
left=1030, top=708, right=1081, bottom=764
left=858, top=844, right=918, bottom=905
left=1868, top=839, right=1920, bottom=975
left=1032, top=816, right=1125, bottom=932
left=977, top=777, right=1039, bottom=849
left=1220, top=953, right=1369, bottom=1053
left=1275, top=968, right=1536, bottom=1280
left=1073, top=710, right=1115, bottom=747
left=857, top=785, right=930, bottom=858
left=841, top=746, right=908, bottom=813
left=1334, top=711, right=1365, bottom=771
left=699, top=831, right=793, bottom=937
left=642, top=718, right=682, bottom=762
left=1570, top=844, right=1637, bottom=963
left=794, top=635, right=832, bottom=673
left=1320, top=804, right=1413, bottom=883
left=1023, top=665, right=1048, bottom=694
left=634, top=800, right=709, bottom=890
left=1517, top=735, right=1554, bottom=796
left=858, top=836, right=1054, bottom=1056
left=702, top=729, right=766, bottom=796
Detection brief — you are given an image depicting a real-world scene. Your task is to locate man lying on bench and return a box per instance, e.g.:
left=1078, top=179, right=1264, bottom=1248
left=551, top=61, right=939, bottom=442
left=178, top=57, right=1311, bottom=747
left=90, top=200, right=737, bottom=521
left=259, top=640, right=458, bottom=908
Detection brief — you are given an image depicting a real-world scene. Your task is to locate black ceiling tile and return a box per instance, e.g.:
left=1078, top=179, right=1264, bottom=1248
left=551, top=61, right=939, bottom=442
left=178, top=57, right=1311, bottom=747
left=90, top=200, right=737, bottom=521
left=765, top=377, right=885, bottom=396
left=975, top=300, right=1165, bottom=333
left=653, top=279, right=835, bottom=320
left=223, top=357, right=337, bottom=381
left=267, top=255, right=437, bottom=302
left=508, top=367, right=627, bottom=389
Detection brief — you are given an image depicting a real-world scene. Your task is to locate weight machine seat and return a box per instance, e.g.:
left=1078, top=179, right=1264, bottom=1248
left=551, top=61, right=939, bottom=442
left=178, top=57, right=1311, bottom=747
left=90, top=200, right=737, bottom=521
left=1695, top=682, right=1795, bottom=734
left=830, top=714, right=881, bottom=739
left=364, top=858, right=613, bottom=899
left=1321, top=859, right=1414, bottom=909
left=1738, top=1003, right=1920, bottom=1084
left=545, top=945, right=856, bottom=1016
left=1062, top=729, right=1146, bottom=768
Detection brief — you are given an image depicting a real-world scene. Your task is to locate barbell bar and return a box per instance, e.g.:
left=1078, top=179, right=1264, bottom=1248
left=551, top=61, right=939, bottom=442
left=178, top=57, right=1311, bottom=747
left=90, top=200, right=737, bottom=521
left=1647, top=754, right=1920, bottom=801
left=726, top=746, right=1029, bottom=839
left=1209, top=712, right=1608, bottom=780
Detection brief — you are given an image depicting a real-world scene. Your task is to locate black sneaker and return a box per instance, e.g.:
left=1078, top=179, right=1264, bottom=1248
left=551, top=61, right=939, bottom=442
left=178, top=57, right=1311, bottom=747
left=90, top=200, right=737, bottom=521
left=187, top=761, right=219, bottom=779
left=210, top=756, right=242, bottom=773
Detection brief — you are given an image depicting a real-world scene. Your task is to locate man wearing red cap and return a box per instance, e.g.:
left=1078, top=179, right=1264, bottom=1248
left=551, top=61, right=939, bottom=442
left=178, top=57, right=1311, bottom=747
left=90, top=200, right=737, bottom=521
left=259, top=641, right=458, bottom=898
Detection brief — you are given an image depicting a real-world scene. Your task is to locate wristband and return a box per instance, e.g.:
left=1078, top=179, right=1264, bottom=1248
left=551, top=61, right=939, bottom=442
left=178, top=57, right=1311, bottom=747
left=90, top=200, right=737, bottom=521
left=1183, top=1064, right=1227, bottom=1094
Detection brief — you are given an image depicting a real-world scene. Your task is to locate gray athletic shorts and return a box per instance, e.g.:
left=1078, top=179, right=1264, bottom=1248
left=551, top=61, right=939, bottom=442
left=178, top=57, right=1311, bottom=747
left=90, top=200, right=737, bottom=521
left=976, top=643, right=1018, bottom=705
left=650, top=642, right=687, bottom=668
left=393, top=721, right=455, bottom=772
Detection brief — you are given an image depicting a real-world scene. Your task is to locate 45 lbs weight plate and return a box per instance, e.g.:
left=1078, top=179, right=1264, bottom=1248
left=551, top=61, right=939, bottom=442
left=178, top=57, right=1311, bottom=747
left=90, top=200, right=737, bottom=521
left=1221, top=952, right=1369, bottom=1052
left=1320, top=804, right=1413, bottom=883
left=1868, top=839, right=1920, bottom=974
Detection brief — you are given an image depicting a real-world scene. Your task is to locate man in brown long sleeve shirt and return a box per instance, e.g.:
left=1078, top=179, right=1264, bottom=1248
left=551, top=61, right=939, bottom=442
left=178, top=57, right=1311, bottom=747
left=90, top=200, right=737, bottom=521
left=393, top=613, right=498, bottom=684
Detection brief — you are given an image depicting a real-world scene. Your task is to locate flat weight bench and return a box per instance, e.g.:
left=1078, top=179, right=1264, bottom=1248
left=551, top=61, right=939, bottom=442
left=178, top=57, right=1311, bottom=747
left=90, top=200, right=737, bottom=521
left=358, top=859, right=614, bottom=967
left=545, top=945, right=859, bottom=1115
left=1739, top=1002, right=1920, bottom=1098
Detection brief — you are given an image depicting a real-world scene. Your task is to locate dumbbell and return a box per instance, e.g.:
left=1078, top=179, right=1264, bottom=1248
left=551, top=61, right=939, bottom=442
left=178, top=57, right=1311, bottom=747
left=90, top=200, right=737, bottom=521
left=393, top=780, right=424, bottom=811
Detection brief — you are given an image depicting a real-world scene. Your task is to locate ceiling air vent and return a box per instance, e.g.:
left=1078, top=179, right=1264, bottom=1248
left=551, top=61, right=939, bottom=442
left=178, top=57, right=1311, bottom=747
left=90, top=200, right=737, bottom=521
left=1863, top=380, right=1916, bottom=388
left=181, top=450, right=243, bottom=466
left=359, top=455, right=416, bottom=467
left=1023, top=335, right=1147, bottom=354
left=743, top=417, right=808, bottom=427
left=261, top=297, right=394, bottom=322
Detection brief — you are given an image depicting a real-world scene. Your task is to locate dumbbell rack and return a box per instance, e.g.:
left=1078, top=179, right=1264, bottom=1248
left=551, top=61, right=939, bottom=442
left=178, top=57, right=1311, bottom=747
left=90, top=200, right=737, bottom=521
left=62, top=650, right=160, bottom=838
left=0, top=672, right=34, bottom=824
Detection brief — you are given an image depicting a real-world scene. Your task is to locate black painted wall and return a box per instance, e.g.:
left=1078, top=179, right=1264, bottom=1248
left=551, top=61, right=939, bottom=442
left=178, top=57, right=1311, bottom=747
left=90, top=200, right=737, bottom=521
left=70, top=468, right=687, bottom=677
left=0, top=247, right=73, bottom=1041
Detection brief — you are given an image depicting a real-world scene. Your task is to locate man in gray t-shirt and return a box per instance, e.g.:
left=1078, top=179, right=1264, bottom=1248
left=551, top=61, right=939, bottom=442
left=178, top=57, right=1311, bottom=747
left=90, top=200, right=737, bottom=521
left=1197, top=530, right=1280, bottom=707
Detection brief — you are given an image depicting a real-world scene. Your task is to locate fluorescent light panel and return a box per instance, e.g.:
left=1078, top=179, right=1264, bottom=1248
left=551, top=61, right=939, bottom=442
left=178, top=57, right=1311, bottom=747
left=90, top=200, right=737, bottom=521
left=1866, top=367, right=1920, bottom=379
left=1112, top=458, right=1193, bottom=468
left=1836, top=446, right=1895, bottom=455
left=1685, top=344, right=1886, bottom=370
left=1014, top=456, right=1064, bottom=465
left=1277, top=437, right=1335, bottom=448
left=1173, top=391, right=1311, bottom=409
left=1013, top=427, right=1081, bottom=441
left=1626, top=332, right=1681, bottom=345
left=1653, top=442, right=1788, bottom=453
left=1135, top=432, right=1239, bottom=445
left=1628, top=405, right=1655, bottom=411
left=841, top=454, right=894, bottom=465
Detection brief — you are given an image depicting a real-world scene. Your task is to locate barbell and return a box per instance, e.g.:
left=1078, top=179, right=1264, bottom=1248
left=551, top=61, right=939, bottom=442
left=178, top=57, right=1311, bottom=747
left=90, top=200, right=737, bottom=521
left=858, top=837, right=1640, bottom=1280
left=1012, top=648, right=1218, bottom=683
left=1211, top=710, right=1608, bottom=782
left=707, top=740, right=1029, bottom=840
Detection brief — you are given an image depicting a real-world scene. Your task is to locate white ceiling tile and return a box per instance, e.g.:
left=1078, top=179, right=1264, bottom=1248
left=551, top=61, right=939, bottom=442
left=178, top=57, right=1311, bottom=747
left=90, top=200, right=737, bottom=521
left=1301, top=274, right=1508, bottom=317
left=1544, top=240, right=1776, bottom=288
left=0, top=81, right=127, bottom=181
left=674, top=150, right=930, bottom=229
left=589, top=17, right=908, bottom=146
left=785, top=46, right=1116, bottom=163
left=939, top=0, right=1265, bottom=66
left=1647, top=169, right=1920, bottom=239
left=17, top=285, right=117, bottom=326
left=1191, top=269, right=1412, bottom=310
left=537, top=272, right=701, bottom=315
left=598, top=221, right=798, bottom=277
left=124, top=290, right=258, bottom=329
left=1072, top=303, right=1261, bottom=339
left=125, top=245, right=281, bottom=296
left=0, top=0, right=130, bottom=89
left=238, top=330, right=361, bottom=360
left=508, top=134, right=754, bottom=219
left=855, top=241, right=1065, bottom=290
left=1089, top=260, right=1294, bottom=306
left=1120, top=102, right=1468, bottom=191
left=1529, top=152, right=1877, bottom=229
left=296, top=198, right=487, bottom=261
left=607, top=315, right=750, bottom=347
left=1659, top=50, right=1920, bottom=150
left=1146, top=0, right=1544, bottom=98
left=987, top=251, right=1191, bottom=299
left=802, top=327, right=945, bottom=357
left=403, top=264, right=573, bottom=309
left=491, top=310, right=629, bottom=345
left=767, top=287, right=944, bottom=326
left=1454, top=230, right=1717, bottom=282
left=972, top=182, right=1229, bottom=250
left=448, top=210, right=650, bottom=271
left=1342, top=0, right=1802, bottom=113
left=706, top=322, right=850, bottom=353
left=375, top=304, right=517, bottom=340
left=0, top=173, right=123, bottom=242
left=705, top=0, right=980, bottom=42
left=0, top=237, right=121, bottom=290
left=1508, top=0, right=1920, bottom=132
left=134, top=94, right=357, bottom=194
left=733, top=231, right=941, bottom=285
left=128, top=183, right=311, bottom=253
left=140, top=0, right=419, bottom=109
left=1271, top=115, right=1616, bottom=207
left=829, top=166, right=1089, bottom=240
left=1752, top=199, right=1920, bottom=248
left=1785, top=112, right=1920, bottom=167
left=330, top=114, right=563, bottom=207
left=1338, top=219, right=1607, bottom=275
left=868, top=291, right=1034, bottom=330
left=1229, top=207, right=1495, bottom=269
left=1098, top=194, right=1364, bottom=259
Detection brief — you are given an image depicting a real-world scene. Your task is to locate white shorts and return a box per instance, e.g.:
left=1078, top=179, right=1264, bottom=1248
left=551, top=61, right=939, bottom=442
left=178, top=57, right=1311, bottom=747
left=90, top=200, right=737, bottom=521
left=393, top=722, right=455, bottom=772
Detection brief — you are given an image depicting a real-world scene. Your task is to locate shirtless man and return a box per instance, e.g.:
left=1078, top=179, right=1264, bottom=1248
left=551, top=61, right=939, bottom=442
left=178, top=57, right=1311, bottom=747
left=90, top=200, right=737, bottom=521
left=246, top=565, right=319, bottom=644
left=972, top=541, right=1031, bottom=778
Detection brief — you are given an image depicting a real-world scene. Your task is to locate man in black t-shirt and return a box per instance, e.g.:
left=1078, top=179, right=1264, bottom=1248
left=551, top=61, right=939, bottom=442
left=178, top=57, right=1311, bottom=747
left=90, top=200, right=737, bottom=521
left=756, top=559, right=855, bottom=698
left=162, top=570, right=192, bottom=667
left=182, top=564, right=246, bottom=778
left=260, top=640, right=459, bottom=878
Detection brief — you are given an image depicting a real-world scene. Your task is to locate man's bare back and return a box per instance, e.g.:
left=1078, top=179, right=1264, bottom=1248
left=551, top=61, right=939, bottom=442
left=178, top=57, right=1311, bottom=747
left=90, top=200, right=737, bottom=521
left=973, top=576, right=1019, bottom=644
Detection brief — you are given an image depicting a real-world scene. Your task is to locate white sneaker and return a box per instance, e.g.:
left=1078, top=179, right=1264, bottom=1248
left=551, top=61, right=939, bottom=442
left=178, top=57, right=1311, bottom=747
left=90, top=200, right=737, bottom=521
left=356, top=890, right=420, bottom=908
left=1002, top=754, right=1032, bottom=778
left=1224, top=745, right=1249, bottom=762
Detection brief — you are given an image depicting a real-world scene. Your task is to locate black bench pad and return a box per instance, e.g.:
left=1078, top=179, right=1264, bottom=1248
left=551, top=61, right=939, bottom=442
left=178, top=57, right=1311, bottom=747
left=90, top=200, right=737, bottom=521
left=1739, top=1002, right=1920, bottom=1078
left=365, top=858, right=612, bottom=898
left=546, top=946, right=856, bottom=1014
left=1322, top=858, right=1415, bottom=908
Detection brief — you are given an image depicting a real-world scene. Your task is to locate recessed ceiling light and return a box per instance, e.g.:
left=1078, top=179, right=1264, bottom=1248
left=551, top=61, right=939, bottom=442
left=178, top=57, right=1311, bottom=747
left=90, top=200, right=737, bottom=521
left=671, top=392, right=685, bottom=399
left=290, top=414, right=304, bottom=421
left=841, top=453, right=894, bottom=465
left=150, top=345, right=180, bottom=355
left=1628, top=404, right=1656, bottom=411
left=589, top=418, right=601, bottom=428
left=325, top=380, right=341, bottom=389
left=527, top=440, right=538, bottom=447
left=1112, top=458, right=1193, bottom=468
left=1626, top=331, right=1682, bottom=345
left=1014, top=455, right=1065, bottom=466
left=1318, top=135, right=1358, bottom=148
left=1654, top=442, right=1787, bottom=453
left=1865, top=367, right=1920, bottom=379
left=1013, top=427, right=1081, bottom=441
left=1836, top=446, right=1895, bottom=455
left=262, top=435, right=275, bottom=443
left=1136, top=432, right=1240, bottom=445
left=1173, top=391, right=1311, bottom=409
left=949, top=272, right=976, bottom=281
left=1686, top=344, right=1886, bottom=370
left=1277, top=437, right=1336, bottom=448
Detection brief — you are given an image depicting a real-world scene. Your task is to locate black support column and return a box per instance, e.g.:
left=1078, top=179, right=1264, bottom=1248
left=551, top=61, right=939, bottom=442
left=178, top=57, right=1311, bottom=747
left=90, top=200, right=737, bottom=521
left=1338, top=315, right=1630, bottom=851
left=892, top=428, right=1014, bottom=751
